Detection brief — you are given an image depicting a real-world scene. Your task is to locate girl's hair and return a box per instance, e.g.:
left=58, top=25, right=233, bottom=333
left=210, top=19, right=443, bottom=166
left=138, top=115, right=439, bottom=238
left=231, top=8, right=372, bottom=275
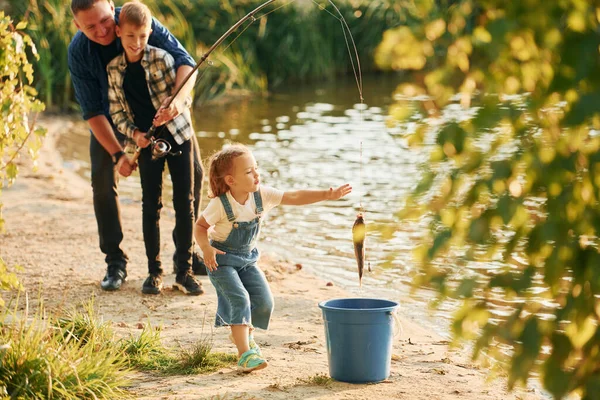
left=207, top=144, right=251, bottom=198
left=120, top=0, right=151, bottom=27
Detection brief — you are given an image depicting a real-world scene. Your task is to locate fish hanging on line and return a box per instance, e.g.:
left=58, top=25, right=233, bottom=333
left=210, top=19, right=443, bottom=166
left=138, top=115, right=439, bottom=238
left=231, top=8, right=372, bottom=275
left=352, top=212, right=366, bottom=286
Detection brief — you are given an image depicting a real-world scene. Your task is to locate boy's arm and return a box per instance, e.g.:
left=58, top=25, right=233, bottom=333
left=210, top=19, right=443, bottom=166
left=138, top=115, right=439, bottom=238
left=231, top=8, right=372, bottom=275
left=281, top=184, right=352, bottom=206
left=148, top=18, right=197, bottom=117
left=152, top=53, right=197, bottom=126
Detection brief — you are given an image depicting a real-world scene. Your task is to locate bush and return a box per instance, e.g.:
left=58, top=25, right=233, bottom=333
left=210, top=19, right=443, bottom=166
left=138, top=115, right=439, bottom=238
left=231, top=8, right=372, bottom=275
left=0, top=12, right=45, bottom=306
left=376, top=1, right=600, bottom=398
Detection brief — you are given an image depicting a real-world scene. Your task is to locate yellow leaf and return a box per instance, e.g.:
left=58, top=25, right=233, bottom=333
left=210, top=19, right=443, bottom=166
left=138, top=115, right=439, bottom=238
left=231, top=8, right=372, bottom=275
left=473, top=26, right=492, bottom=43
left=425, top=19, right=446, bottom=41
left=566, top=317, right=595, bottom=349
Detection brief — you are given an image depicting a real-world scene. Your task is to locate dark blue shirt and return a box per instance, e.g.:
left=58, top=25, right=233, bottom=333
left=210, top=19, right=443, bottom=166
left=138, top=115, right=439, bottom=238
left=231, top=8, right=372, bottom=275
left=67, top=7, right=195, bottom=136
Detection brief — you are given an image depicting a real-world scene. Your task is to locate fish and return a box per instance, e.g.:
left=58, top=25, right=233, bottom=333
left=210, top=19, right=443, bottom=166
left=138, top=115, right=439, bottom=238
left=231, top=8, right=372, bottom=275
left=352, top=213, right=366, bottom=286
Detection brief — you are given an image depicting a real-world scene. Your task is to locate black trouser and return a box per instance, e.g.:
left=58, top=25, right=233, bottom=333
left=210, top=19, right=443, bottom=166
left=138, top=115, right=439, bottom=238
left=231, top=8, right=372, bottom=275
left=90, top=133, right=129, bottom=269
left=89, top=132, right=203, bottom=272
left=138, top=134, right=194, bottom=275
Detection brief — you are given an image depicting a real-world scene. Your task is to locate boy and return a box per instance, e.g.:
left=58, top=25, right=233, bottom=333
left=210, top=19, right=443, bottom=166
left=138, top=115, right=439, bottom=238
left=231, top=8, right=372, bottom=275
left=106, top=0, right=201, bottom=295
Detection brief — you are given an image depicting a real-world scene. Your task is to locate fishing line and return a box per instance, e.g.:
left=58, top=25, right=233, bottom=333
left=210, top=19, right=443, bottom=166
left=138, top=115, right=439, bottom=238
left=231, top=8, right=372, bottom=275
left=310, top=0, right=364, bottom=103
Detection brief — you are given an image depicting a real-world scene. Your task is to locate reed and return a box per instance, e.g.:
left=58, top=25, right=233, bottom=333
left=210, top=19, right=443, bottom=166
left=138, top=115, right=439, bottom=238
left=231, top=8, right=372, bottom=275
left=8, top=0, right=403, bottom=110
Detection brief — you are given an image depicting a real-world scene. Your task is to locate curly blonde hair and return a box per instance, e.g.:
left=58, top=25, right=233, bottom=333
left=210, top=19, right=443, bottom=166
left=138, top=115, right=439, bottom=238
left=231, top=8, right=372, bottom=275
left=207, top=144, right=250, bottom=198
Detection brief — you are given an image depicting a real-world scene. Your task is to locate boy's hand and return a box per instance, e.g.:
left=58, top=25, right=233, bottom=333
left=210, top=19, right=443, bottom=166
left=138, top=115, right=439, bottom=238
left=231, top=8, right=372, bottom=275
left=328, top=183, right=352, bottom=200
left=116, top=154, right=137, bottom=177
left=133, top=131, right=151, bottom=148
left=153, top=96, right=182, bottom=126
left=201, top=246, right=226, bottom=272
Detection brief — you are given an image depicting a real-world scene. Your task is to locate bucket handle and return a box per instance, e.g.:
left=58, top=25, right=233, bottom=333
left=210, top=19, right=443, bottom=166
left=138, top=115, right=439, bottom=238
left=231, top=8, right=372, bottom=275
left=389, top=309, right=403, bottom=338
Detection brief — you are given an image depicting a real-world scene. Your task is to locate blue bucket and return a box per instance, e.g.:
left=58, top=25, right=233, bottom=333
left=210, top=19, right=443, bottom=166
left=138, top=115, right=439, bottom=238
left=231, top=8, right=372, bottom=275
left=318, top=298, right=399, bottom=383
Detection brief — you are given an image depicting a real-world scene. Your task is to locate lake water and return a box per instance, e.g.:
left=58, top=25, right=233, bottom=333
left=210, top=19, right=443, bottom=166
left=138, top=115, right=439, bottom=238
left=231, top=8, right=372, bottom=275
left=56, top=73, right=515, bottom=335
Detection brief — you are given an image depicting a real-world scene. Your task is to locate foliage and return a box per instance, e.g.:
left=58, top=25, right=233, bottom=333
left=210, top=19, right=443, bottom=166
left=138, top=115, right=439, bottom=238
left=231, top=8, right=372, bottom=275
left=7, top=0, right=401, bottom=109
left=121, top=324, right=237, bottom=374
left=0, top=297, right=237, bottom=397
left=0, top=299, right=131, bottom=399
left=0, top=12, right=45, bottom=305
left=375, top=0, right=600, bottom=398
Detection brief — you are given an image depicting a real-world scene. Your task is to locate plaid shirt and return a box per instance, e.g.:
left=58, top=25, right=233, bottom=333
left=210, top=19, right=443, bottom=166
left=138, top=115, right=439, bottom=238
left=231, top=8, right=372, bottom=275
left=107, top=45, right=193, bottom=144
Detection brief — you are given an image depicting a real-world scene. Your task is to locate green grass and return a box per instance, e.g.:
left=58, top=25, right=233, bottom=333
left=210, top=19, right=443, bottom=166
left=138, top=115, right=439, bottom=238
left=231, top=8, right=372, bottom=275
left=120, top=323, right=237, bottom=375
left=303, top=372, right=333, bottom=387
left=0, top=298, right=130, bottom=399
left=0, top=297, right=237, bottom=398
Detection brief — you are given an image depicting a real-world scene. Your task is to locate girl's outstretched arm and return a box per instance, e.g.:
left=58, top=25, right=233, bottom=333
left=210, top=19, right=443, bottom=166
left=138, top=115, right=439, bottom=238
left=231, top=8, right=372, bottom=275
left=194, top=216, right=225, bottom=271
left=281, top=184, right=352, bottom=206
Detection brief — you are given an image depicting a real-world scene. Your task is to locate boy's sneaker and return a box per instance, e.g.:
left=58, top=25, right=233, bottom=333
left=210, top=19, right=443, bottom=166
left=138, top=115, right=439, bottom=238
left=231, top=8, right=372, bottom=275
left=141, top=274, right=163, bottom=295
left=174, top=271, right=204, bottom=295
left=229, top=332, right=262, bottom=357
left=237, top=348, right=267, bottom=373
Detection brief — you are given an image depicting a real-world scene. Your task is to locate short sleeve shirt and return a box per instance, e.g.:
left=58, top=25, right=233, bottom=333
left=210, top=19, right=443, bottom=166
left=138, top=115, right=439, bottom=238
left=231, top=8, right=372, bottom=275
left=202, top=185, right=284, bottom=242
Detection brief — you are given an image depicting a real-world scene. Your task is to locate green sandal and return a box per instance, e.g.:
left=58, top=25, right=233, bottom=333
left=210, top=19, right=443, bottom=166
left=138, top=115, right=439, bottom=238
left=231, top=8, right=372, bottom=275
left=237, top=348, right=267, bottom=373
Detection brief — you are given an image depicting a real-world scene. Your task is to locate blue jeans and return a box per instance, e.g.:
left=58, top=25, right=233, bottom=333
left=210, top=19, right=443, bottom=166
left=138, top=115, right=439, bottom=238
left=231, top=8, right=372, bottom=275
left=208, top=248, right=274, bottom=330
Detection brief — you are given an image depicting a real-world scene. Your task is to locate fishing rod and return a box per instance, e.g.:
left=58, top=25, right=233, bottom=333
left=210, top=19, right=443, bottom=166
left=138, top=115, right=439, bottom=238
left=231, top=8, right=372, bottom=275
left=130, top=0, right=363, bottom=164
left=130, top=0, right=277, bottom=163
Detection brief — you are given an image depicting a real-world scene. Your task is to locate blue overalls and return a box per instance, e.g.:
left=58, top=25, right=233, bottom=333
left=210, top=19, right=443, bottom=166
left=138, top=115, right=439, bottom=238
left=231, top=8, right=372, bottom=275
left=208, top=191, right=275, bottom=330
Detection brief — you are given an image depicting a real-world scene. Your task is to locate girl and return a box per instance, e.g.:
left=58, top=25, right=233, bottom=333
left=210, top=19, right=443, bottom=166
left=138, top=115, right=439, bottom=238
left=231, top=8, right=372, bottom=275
left=194, top=144, right=351, bottom=372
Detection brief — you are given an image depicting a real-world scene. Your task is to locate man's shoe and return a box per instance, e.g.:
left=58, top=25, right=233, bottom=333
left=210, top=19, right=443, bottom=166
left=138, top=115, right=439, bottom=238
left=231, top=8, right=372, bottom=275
left=100, top=267, right=127, bottom=291
left=173, top=252, right=208, bottom=276
left=142, top=274, right=163, bottom=295
left=174, top=271, right=204, bottom=295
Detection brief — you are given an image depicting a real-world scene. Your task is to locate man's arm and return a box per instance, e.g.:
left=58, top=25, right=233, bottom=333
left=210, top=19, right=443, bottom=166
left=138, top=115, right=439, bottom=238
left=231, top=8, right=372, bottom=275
left=68, top=38, right=124, bottom=155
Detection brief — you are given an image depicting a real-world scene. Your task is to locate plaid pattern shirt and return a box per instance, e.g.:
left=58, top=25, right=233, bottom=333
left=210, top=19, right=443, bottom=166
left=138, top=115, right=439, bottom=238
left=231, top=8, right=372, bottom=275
left=107, top=45, right=193, bottom=144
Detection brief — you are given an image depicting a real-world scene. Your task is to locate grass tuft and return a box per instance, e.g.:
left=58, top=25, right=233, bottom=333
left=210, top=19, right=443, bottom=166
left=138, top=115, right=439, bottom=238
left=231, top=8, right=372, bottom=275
left=304, top=372, right=333, bottom=387
left=0, top=298, right=130, bottom=399
left=120, top=324, right=237, bottom=375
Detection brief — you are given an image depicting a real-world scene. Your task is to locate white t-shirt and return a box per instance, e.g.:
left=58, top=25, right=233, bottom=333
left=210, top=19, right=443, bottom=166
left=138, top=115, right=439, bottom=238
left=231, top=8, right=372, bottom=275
left=201, top=185, right=284, bottom=242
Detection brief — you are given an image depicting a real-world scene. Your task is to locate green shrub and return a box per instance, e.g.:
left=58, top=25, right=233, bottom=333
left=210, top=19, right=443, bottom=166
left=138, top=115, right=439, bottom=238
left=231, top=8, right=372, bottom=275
left=376, top=0, right=600, bottom=398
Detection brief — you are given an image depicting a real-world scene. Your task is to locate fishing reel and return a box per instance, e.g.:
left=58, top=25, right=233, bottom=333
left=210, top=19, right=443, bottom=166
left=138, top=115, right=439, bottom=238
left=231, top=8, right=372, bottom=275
left=149, top=137, right=181, bottom=160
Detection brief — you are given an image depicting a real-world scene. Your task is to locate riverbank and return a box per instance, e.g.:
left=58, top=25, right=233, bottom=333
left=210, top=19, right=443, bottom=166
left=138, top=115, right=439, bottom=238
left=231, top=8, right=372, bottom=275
left=0, top=116, right=542, bottom=399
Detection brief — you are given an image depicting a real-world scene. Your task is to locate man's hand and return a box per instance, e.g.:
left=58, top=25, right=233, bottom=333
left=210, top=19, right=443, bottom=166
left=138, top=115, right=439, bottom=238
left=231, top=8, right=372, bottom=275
left=116, top=154, right=137, bottom=177
left=153, top=96, right=182, bottom=126
left=133, top=130, right=152, bottom=148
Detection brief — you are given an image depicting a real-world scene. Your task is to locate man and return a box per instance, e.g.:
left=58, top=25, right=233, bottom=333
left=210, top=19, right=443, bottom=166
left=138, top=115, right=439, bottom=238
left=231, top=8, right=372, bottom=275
left=68, top=0, right=206, bottom=292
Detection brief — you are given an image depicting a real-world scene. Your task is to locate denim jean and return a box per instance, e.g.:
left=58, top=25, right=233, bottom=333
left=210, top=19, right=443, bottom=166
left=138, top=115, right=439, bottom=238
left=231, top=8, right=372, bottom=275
left=208, top=191, right=274, bottom=330
left=89, top=131, right=202, bottom=272
left=138, top=133, right=194, bottom=275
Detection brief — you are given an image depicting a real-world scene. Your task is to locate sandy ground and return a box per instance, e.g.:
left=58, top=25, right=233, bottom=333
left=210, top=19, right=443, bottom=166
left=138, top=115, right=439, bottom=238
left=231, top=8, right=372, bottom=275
left=0, top=118, right=543, bottom=400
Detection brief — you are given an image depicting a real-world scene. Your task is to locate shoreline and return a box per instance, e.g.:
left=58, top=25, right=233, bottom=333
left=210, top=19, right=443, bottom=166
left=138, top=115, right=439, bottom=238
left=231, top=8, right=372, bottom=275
left=0, top=116, right=542, bottom=399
